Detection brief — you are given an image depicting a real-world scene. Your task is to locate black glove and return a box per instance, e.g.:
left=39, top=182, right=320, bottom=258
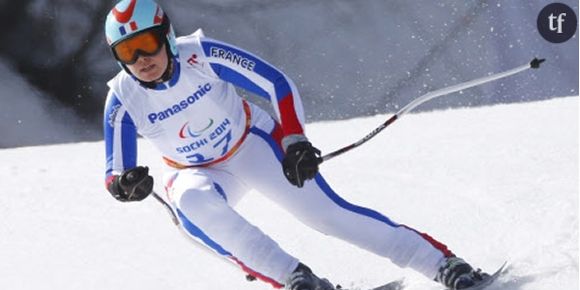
left=282, top=141, right=322, bottom=188
left=107, top=166, right=154, bottom=202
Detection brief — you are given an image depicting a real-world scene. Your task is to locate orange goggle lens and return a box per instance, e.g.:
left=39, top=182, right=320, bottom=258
left=112, top=30, right=164, bottom=65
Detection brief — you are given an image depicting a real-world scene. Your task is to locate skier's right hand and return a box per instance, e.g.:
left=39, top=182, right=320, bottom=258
left=107, top=166, right=154, bottom=202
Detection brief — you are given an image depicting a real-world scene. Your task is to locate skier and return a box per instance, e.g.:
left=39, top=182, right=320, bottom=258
left=103, top=0, right=489, bottom=289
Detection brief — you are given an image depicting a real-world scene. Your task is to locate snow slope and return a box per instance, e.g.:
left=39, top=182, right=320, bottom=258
left=0, top=97, right=577, bottom=290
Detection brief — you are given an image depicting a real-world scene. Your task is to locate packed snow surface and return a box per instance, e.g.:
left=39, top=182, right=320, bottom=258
left=0, top=97, right=577, bottom=290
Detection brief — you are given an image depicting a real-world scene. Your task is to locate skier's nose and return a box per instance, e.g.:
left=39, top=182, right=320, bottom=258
left=136, top=55, right=151, bottom=65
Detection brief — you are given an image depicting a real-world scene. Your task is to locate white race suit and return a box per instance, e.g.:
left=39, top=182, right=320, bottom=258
left=103, top=29, right=453, bottom=288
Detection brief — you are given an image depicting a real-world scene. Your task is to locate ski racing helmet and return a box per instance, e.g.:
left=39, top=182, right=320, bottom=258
left=105, top=0, right=177, bottom=68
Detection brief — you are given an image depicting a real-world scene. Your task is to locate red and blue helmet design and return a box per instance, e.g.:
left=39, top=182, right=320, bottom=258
left=105, top=0, right=177, bottom=59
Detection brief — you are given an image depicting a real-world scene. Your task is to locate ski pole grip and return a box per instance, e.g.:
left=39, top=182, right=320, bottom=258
left=530, top=58, right=545, bottom=69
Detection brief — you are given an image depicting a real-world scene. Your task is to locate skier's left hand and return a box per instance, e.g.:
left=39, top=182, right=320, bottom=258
left=282, top=141, right=322, bottom=188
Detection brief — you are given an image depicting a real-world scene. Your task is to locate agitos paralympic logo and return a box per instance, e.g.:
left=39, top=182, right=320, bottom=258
left=178, top=119, right=214, bottom=139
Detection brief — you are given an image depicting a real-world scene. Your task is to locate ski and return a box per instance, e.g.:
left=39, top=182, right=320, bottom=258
left=463, top=262, right=507, bottom=290
left=368, top=278, right=405, bottom=290
left=342, top=261, right=506, bottom=290
left=441, top=262, right=507, bottom=290
left=337, top=278, right=405, bottom=290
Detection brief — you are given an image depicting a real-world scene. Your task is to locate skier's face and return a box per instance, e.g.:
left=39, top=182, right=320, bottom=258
left=125, top=43, right=169, bottom=83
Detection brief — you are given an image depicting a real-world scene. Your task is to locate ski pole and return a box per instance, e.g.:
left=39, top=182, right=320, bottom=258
left=320, top=57, right=545, bottom=163
left=151, top=191, right=179, bottom=226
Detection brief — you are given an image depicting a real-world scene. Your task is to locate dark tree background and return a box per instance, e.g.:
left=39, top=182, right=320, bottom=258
left=0, top=0, right=577, bottom=148
left=1, top=1, right=115, bottom=125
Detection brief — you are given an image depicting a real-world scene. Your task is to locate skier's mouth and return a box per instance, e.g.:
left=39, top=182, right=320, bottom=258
left=141, top=64, right=156, bottom=73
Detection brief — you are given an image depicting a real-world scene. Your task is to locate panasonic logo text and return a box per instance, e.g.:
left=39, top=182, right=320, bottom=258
left=148, top=83, right=212, bottom=124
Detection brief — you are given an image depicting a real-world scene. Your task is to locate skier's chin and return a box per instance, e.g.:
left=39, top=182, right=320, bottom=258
left=135, top=65, right=164, bottom=82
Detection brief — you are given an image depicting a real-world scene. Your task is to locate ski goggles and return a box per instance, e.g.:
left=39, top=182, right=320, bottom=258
left=112, top=28, right=165, bottom=65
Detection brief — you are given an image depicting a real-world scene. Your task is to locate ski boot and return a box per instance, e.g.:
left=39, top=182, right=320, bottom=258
left=285, top=263, right=336, bottom=290
left=435, top=256, right=489, bottom=290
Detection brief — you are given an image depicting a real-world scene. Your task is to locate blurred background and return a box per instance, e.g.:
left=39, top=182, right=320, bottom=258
left=0, top=0, right=577, bottom=148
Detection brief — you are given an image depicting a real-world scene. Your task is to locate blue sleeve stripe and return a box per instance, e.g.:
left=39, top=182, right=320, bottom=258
left=209, top=63, right=270, bottom=100
left=201, top=40, right=293, bottom=101
left=273, top=75, right=293, bottom=102
left=104, top=93, right=137, bottom=177
left=104, top=94, right=120, bottom=176
left=120, top=112, right=137, bottom=169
